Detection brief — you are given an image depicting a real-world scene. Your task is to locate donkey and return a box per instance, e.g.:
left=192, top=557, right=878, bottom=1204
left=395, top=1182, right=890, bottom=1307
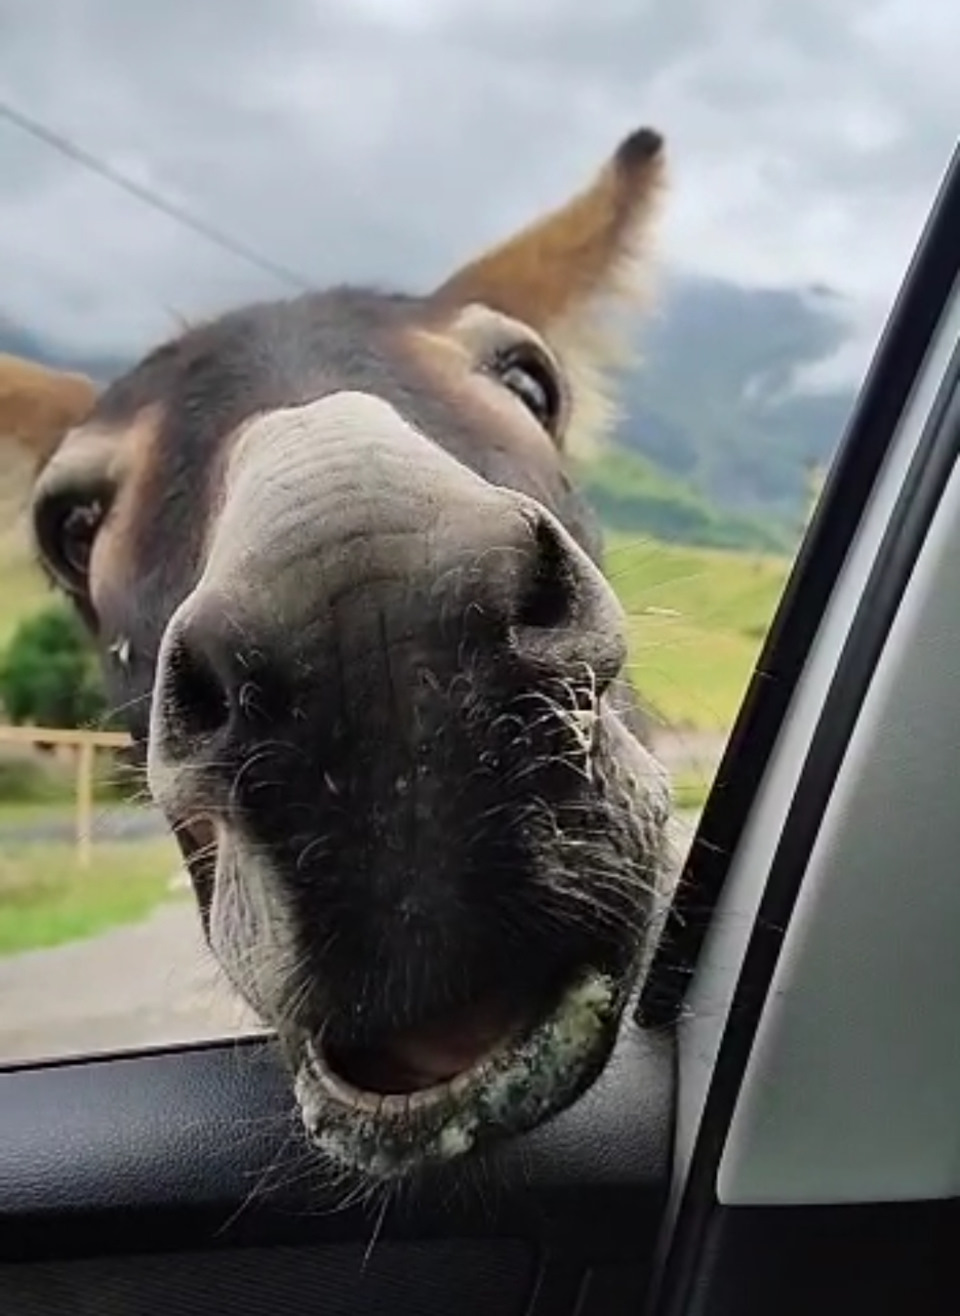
left=0, top=126, right=675, bottom=1184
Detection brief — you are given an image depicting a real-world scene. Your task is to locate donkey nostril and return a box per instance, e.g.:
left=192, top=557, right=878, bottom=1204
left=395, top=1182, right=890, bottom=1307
left=510, top=511, right=627, bottom=688
left=516, top=516, right=576, bottom=631
left=163, top=632, right=232, bottom=745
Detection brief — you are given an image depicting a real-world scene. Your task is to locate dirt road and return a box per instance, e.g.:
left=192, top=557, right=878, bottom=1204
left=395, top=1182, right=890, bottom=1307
left=0, top=730, right=715, bottom=1067
left=0, top=898, right=261, bottom=1064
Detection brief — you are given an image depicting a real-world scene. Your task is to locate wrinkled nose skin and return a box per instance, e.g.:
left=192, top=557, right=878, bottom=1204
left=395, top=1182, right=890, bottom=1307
left=148, top=391, right=634, bottom=1041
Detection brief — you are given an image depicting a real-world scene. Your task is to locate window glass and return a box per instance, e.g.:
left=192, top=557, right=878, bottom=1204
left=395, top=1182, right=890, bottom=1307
left=0, top=3, right=954, bottom=1066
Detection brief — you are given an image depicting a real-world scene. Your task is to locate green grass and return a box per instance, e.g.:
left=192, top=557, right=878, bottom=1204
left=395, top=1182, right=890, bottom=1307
left=605, top=533, right=791, bottom=730
left=0, top=799, right=80, bottom=827
left=670, top=767, right=716, bottom=815
left=577, top=448, right=792, bottom=554
left=0, top=835, right=182, bottom=955
left=0, top=749, right=144, bottom=809
left=0, top=534, right=50, bottom=649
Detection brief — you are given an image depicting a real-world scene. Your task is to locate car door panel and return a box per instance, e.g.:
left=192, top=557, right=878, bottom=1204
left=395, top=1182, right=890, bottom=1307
left=645, top=144, right=960, bottom=1316
left=0, top=1025, right=672, bottom=1313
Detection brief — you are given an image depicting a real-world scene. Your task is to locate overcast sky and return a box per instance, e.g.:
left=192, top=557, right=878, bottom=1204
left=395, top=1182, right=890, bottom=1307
left=0, top=0, right=955, bottom=392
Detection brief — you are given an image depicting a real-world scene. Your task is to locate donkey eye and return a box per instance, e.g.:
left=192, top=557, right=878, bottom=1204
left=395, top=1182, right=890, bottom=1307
left=36, top=495, right=107, bottom=593
left=490, top=347, right=563, bottom=436
left=59, top=502, right=103, bottom=577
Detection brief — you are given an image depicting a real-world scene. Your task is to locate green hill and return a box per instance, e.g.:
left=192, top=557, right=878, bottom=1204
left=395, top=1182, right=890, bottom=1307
left=619, top=274, right=855, bottom=529
left=605, top=532, right=789, bottom=730
left=575, top=448, right=792, bottom=554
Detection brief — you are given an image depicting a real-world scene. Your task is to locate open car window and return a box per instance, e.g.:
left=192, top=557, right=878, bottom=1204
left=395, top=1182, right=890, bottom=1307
left=1, top=12, right=958, bottom=1316
left=650, top=142, right=960, bottom=1314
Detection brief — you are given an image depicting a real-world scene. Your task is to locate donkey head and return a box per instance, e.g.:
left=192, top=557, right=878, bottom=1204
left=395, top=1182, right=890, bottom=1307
left=0, top=127, right=674, bottom=1183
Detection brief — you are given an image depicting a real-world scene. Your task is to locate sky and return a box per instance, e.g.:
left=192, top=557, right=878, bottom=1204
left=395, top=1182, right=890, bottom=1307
left=0, top=0, right=955, bottom=393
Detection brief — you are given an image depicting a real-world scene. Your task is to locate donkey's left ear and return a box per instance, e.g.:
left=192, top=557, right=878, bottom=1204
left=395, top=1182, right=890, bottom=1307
left=0, top=352, right=99, bottom=470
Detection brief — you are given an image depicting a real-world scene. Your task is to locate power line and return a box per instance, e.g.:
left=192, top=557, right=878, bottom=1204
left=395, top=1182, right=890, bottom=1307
left=0, top=96, right=311, bottom=292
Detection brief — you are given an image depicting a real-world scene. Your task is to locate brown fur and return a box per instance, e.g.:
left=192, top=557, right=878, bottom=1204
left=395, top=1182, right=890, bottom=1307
left=432, top=129, right=665, bottom=330
left=0, top=353, right=98, bottom=467
left=86, top=405, right=167, bottom=616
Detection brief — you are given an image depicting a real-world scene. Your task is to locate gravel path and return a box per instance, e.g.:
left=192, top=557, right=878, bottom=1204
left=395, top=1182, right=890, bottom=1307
left=0, top=899, right=262, bottom=1064
left=0, top=805, right=169, bottom=846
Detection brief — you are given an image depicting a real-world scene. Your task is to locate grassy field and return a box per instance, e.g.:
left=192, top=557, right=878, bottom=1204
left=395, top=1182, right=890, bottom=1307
left=0, top=535, right=50, bottom=649
left=605, top=533, right=791, bottom=730
left=0, top=834, right=183, bottom=955
left=0, top=800, right=86, bottom=827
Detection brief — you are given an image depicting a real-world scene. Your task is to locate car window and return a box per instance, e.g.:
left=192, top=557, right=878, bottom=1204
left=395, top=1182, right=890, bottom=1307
left=0, top=4, right=954, bottom=1074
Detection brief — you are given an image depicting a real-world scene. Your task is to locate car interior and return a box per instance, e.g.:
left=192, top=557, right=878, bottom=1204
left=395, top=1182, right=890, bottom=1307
left=0, top=49, right=958, bottom=1316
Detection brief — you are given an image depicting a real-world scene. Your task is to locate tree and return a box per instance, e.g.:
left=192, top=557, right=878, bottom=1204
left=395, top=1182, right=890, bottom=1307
left=0, top=603, right=107, bottom=729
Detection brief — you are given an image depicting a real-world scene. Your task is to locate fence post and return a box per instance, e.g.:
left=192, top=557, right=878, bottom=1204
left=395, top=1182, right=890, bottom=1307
left=0, top=726, right=132, bottom=870
left=76, top=740, right=95, bottom=869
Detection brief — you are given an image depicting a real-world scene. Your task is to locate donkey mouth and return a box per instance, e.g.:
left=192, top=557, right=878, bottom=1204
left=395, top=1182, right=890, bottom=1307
left=292, top=968, right=623, bottom=1181
left=315, top=998, right=526, bottom=1104
left=171, top=815, right=642, bottom=1179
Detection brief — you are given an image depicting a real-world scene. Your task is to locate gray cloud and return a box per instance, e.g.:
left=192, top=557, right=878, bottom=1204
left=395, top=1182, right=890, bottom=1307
left=0, top=0, right=955, bottom=386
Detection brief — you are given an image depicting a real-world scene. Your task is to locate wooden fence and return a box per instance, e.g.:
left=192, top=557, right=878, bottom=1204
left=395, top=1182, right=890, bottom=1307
left=0, top=724, right=132, bottom=868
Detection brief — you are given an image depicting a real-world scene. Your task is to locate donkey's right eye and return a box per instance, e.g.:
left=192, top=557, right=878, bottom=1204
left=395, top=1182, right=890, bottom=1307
left=59, top=502, right=104, bottom=578
left=489, top=344, right=564, bottom=438
left=34, top=490, right=109, bottom=595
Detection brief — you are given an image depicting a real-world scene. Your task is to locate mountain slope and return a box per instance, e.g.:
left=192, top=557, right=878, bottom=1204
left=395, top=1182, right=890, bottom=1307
left=620, top=274, right=857, bottom=527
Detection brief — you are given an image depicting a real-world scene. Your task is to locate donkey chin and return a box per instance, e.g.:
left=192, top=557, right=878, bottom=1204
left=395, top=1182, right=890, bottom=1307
left=172, top=689, right=673, bottom=1185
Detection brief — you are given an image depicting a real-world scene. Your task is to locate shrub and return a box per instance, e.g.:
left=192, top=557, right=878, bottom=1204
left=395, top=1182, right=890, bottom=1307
left=0, top=603, right=107, bottom=730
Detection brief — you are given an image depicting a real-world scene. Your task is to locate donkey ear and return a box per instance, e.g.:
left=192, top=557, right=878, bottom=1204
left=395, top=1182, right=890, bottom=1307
left=0, top=352, right=99, bottom=471
left=431, top=127, right=667, bottom=336
left=429, top=128, right=666, bottom=457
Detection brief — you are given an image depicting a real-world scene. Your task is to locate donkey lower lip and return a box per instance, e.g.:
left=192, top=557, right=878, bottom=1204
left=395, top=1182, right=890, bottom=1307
left=292, top=968, right=624, bottom=1180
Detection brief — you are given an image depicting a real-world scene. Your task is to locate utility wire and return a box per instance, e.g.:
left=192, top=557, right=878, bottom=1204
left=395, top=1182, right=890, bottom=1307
left=0, top=95, right=312, bottom=292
